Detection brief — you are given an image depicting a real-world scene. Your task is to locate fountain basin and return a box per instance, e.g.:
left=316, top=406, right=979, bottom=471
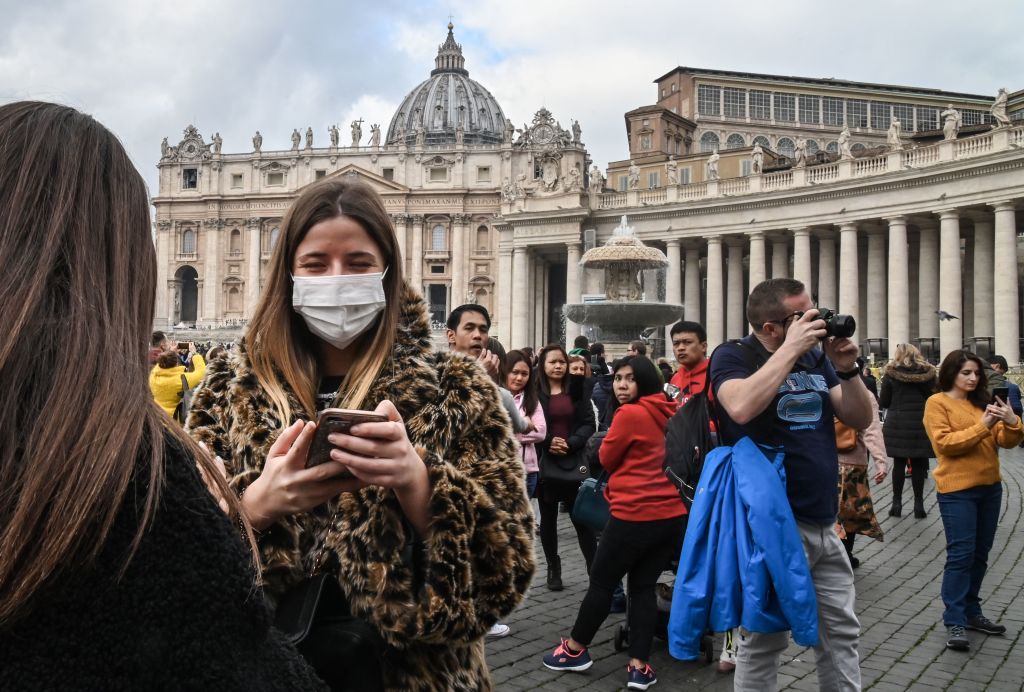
left=564, top=301, right=684, bottom=342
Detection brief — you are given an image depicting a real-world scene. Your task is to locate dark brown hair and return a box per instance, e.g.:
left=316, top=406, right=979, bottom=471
left=937, top=350, right=991, bottom=408
left=157, top=350, right=181, bottom=369
left=506, top=349, right=539, bottom=415
left=0, top=101, right=253, bottom=623
left=747, top=278, right=806, bottom=331
left=246, top=177, right=404, bottom=421
left=537, top=343, right=571, bottom=396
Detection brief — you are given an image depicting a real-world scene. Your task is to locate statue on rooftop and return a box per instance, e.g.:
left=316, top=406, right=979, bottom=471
left=838, top=126, right=853, bottom=160
left=887, top=117, right=903, bottom=151
left=253, top=130, right=263, bottom=153
left=369, top=123, right=381, bottom=146
left=941, top=105, right=962, bottom=141
left=329, top=124, right=339, bottom=148
left=991, top=88, right=1011, bottom=128
left=706, top=149, right=720, bottom=180
left=627, top=160, right=640, bottom=190
left=290, top=129, right=301, bottom=150
left=751, top=144, right=763, bottom=174
left=665, top=155, right=679, bottom=185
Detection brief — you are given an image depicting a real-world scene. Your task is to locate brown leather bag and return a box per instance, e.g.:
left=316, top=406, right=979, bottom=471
left=834, top=417, right=858, bottom=453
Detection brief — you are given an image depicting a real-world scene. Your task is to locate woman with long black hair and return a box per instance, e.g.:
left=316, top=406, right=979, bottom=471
left=536, top=343, right=598, bottom=591
left=543, top=356, right=686, bottom=690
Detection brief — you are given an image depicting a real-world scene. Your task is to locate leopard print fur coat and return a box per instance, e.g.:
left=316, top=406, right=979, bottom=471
left=186, top=284, right=535, bottom=691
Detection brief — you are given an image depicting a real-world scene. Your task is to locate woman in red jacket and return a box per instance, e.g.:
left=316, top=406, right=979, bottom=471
left=543, top=356, right=687, bottom=691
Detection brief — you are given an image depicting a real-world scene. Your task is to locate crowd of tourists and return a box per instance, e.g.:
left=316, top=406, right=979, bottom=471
left=2, top=101, right=1019, bottom=692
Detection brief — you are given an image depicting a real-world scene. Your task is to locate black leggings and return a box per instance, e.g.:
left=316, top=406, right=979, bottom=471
left=892, top=457, right=929, bottom=500
left=539, top=495, right=597, bottom=570
left=570, top=514, right=686, bottom=661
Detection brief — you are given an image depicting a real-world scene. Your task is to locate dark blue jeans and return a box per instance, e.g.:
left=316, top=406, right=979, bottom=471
left=936, top=482, right=1002, bottom=626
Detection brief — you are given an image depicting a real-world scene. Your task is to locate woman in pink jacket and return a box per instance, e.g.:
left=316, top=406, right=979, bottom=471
left=507, top=349, right=547, bottom=498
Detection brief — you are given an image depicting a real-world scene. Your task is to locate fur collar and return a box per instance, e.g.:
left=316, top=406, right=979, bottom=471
left=884, top=362, right=936, bottom=383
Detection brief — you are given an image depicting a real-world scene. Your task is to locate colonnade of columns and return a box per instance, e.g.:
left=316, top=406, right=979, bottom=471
left=656, top=202, right=1019, bottom=362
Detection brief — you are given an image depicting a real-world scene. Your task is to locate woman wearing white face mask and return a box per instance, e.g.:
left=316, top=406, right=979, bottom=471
left=186, top=178, right=534, bottom=691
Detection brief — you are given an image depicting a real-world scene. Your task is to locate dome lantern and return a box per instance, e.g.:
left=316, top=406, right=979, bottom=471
left=432, top=22, right=467, bottom=77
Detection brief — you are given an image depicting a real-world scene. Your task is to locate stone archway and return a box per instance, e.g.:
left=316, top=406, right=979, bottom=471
left=174, top=265, right=199, bottom=324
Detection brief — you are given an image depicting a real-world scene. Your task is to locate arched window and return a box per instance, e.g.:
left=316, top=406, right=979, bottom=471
left=805, top=139, right=820, bottom=155
left=229, top=229, right=241, bottom=254
left=476, top=225, right=489, bottom=252
left=851, top=143, right=867, bottom=154
left=181, top=228, right=196, bottom=254
left=699, top=131, right=720, bottom=153
left=752, top=135, right=771, bottom=149
left=431, top=224, right=446, bottom=251
left=725, top=133, right=745, bottom=150
left=269, top=227, right=280, bottom=249
left=825, top=141, right=839, bottom=154
left=777, top=137, right=795, bottom=158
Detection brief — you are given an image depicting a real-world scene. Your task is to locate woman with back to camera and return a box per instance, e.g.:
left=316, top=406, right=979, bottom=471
left=536, top=343, right=598, bottom=591
left=543, top=356, right=685, bottom=691
left=0, top=101, right=324, bottom=689
left=923, top=350, right=1022, bottom=652
left=186, top=177, right=534, bottom=691
left=880, top=343, right=937, bottom=518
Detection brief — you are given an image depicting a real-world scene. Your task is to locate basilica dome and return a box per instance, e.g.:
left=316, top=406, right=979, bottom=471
left=386, top=24, right=509, bottom=147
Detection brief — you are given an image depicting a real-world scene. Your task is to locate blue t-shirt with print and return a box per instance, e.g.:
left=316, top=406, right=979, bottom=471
left=711, top=335, right=841, bottom=525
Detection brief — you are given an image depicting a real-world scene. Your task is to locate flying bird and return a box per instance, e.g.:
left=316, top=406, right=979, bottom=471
left=936, top=310, right=959, bottom=321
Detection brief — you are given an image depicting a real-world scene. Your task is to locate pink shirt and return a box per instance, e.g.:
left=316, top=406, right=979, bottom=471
left=514, top=392, right=547, bottom=473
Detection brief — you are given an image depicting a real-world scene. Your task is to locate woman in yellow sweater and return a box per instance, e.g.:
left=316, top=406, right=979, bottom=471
left=149, top=349, right=207, bottom=418
left=923, top=349, right=1022, bottom=652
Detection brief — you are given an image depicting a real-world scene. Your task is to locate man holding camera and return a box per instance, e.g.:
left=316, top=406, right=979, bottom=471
left=710, top=278, right=873, bottom=691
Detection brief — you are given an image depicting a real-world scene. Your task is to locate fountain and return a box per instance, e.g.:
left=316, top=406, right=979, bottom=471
left=564, top=216, right=684, bottom=357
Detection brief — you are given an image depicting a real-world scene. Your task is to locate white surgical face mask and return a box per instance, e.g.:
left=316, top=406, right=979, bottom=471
left=291, top=269, right=387, bottom=350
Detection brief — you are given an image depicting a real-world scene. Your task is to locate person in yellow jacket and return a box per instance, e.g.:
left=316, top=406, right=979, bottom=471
left=149, top=347, right=206, bottom=418
left=924, top=349, right=1023, bottom=653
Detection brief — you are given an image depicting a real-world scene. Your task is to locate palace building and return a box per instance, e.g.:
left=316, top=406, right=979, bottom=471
left=154, top=29, right=1024, bottom=363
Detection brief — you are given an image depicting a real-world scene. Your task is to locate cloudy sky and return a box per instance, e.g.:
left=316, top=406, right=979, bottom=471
left=2, top=0, right=1022, bottom=198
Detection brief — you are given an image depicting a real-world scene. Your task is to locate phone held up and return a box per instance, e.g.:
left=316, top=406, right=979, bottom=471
left=306, top=408, right=388, bottom=471
left=992, top=386, right=1009, bottom=403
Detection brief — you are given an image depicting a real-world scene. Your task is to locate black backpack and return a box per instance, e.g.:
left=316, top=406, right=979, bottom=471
left=663, top=340, right=761, bottom=508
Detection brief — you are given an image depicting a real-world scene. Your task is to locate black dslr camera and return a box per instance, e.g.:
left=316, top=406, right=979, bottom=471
left=815, top=308, right=856, bottom=339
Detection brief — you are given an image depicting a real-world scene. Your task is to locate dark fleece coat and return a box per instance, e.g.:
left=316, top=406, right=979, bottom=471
left=186, top=284, right=535, bottom=692
left=0, top=434, right=326, bottom=691
left=880, top=363, right=938, bottom=459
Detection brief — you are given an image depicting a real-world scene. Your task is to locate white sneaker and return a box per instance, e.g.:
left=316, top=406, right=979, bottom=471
left=486, top=623, right=511, bottom=639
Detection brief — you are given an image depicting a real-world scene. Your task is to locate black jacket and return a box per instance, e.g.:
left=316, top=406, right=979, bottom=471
left=880, top=364, right=938, bottom=459
left=537, top=374, right=596, bottom=463
left=0, top=435, right=326, bottom=692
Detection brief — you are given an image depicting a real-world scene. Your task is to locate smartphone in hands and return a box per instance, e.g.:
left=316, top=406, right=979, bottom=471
left=305, top=408, right=388, bottom=470
left=992, top=386, right=1009, bottom=403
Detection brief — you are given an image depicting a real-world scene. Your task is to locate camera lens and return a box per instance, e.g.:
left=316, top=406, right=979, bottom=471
left=827, top=314, right=856, bottom=339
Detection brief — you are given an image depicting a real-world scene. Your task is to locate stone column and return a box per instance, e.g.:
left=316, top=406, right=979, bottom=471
left=497, top=243, right=514, bottom=345
left=203, top=219, right=221, bottom=323
left=665, top=239, right=682, bottom=305
left=706, top=237, right=724, bottom=350
left=748, top=231, right=766, bottom=289
left=866, top=227, right=887, bottom=341
left=939, top=210, right=963, bottom=357
left=727, top=238, right=745, bottom=339
left=838, top=222, right=860, bottom=337
left=511, top=246, right=530, bottom=349
left=972, top=216, right=995, bottom=339
left=155, top=221, right=171, bottom=327
left=391, top=214, right=409, bottom=278
left=245, top=218, right=262, bottom=318
left=772, top=235, right=789, bottom=278
left=684, top=245, right=701, bottom=323
left=793, top=228, right=813, bottom=289
left=450, top=214, right=467, bottom=308
left=817, top=231, right=837, bottom=309
left=566, top=242, right=582, bottom=340
left=918, top=220, right=939, bottom=339
left=409, top=215, right=424, bottom=296
left=993, top=201, right=1019, bottom=363
left=886, top=216, right=910, bottom=348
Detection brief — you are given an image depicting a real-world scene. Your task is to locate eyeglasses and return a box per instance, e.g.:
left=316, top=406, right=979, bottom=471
left=764, top=311, right=804, bottom=328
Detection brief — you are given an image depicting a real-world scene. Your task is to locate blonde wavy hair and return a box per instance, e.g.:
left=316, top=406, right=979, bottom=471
left=892, top=343, right=930, bottom=369
left=245, top=178, right=404, bottom=424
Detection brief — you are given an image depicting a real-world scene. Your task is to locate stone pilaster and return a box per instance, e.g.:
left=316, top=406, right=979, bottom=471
left=245, top=217, right=262, bottom=318
left=512, top=246, right=530, bottom=348
left=410, top=215, right=424, bottom=296
left=451, top=213, right=467, bottom=307
left=566, top=242, right=582, bottom=341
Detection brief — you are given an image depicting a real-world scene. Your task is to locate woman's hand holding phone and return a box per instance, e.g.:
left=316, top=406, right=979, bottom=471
left=242, top=420, right=361, bottom=530
left=986, top=397, right=1018, bottom=426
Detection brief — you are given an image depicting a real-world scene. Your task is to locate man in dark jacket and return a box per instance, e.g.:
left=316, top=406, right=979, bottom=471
left=987, top=355, right=1022, bottom=415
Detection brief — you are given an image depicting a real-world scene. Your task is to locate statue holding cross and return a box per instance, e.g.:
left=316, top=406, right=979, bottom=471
left=350, top=119, right=363, bottom=147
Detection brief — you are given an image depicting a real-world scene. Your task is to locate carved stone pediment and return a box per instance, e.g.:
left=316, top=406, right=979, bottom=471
left=173, top=125, right=211, bottom=162
left=309, top=164, right=411, bottom=194
left=256, top=160, right=293, bottom=172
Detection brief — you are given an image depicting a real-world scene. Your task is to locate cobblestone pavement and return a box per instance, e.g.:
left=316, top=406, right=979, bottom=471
left=486, top=447, right=1024, bottom=691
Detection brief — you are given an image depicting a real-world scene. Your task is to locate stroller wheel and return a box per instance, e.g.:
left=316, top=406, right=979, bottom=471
left=701, top=633, right=714, bottom=663
left=614, top=624, right=628, bottom=652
